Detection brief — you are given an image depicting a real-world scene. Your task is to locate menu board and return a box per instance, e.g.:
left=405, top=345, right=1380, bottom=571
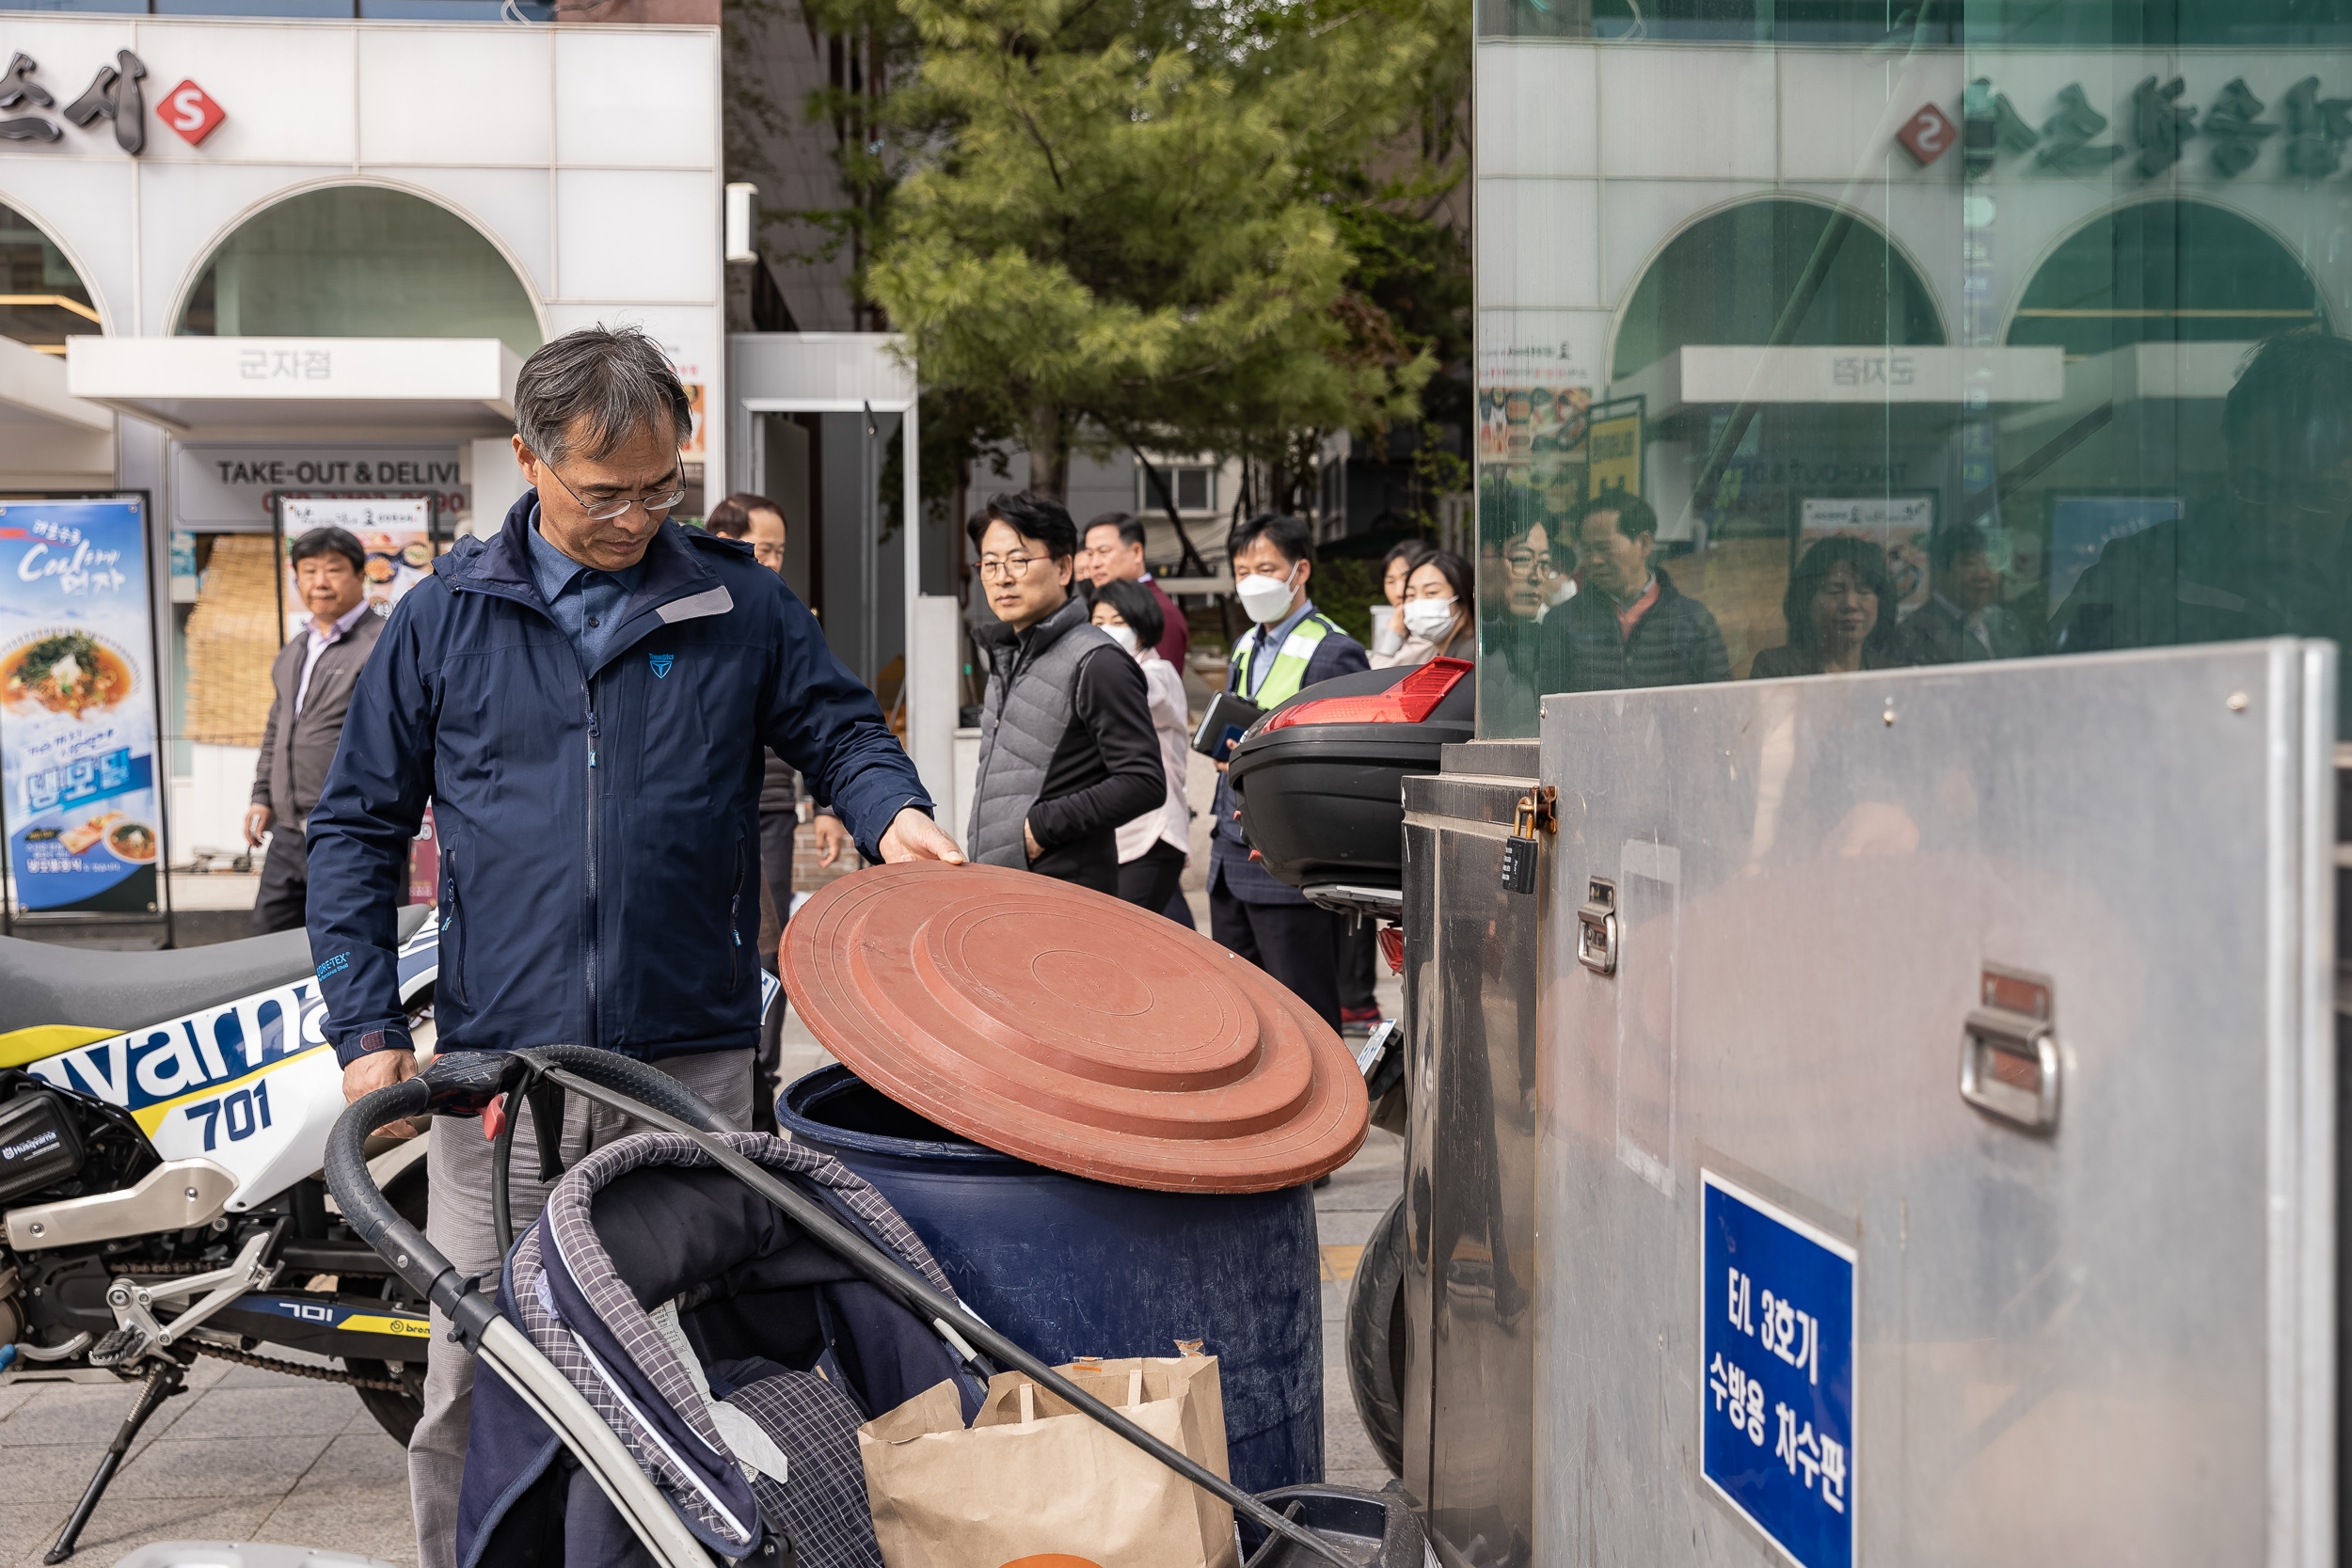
left=0, top=497, right=166, bottom=916
left=278, top=497, right=437, bottom=641
left=1799, top=495, right=1936, bottom=616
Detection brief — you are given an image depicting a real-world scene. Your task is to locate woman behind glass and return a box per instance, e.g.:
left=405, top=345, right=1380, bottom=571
left=1750, top=536, right=1906, bottom=677
left=1370, top=539, right=1434, bottom=658
left=1374, top=548, right=1478, bottom=668
left=1091, top=578, right=1193, bottom=915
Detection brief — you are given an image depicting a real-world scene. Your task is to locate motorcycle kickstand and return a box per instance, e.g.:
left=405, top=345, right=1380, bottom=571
left=44, top=1355, right=187, bottom=1564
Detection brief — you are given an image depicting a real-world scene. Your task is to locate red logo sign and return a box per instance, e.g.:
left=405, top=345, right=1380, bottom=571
left=159, top=79, right=224, bottom=146
left=1895, top=102, right=1956, bottom=166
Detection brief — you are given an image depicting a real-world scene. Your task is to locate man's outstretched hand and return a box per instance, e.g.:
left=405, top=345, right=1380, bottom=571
left=812, top=812, right=854, bottom=868
left=878, top=807, right=964, bottom=865
left=342, top=1047, right=421, bottom=1138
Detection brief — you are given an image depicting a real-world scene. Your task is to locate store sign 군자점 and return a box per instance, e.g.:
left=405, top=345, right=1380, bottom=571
left=0, top=499, right=166, bottom=915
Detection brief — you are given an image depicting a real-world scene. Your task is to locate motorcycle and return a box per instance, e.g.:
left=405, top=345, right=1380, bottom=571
left=0, top=905, right=794, bottom=1564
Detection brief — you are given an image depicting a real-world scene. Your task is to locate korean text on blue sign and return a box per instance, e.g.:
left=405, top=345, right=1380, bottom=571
left=0, top=499, right=164, bottom=914
left=1702, top=1170, right=1855, bottom=1568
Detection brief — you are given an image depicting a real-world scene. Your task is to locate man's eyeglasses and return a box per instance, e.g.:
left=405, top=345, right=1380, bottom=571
left=978, top=554, right=1051, bottom=580
left=751, top=544, right=786, bottom=567
left=537, top=454, right=688, bottom=522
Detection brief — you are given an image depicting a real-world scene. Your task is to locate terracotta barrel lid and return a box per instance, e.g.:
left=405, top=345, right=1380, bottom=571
left=778, top=862, right=1369, bottom=1193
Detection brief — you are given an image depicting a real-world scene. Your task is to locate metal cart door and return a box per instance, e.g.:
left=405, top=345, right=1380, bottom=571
left=1536, top=641, right=2335, bottom=1567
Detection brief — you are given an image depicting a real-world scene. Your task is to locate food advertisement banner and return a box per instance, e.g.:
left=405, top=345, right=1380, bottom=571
left=278, top=497, right=436, bottom=641
left=0, top=498, right=165, bottom=916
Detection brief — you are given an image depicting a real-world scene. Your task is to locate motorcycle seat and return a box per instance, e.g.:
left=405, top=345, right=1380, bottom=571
left=0, top=905, right=434, bottom=1037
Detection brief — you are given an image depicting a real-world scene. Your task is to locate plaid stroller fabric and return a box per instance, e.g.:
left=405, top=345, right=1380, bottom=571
left=458, top=1129, right=979, bottom=1568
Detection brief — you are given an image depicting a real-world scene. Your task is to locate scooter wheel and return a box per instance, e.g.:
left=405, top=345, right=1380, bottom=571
left=1345, top=1193, right=1408, bottom=1477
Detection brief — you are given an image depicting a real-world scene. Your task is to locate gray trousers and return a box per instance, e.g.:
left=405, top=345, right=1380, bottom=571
left=409, top=1048, right=755, bottom=1568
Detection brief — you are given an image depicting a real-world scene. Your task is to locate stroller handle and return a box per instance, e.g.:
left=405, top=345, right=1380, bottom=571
left=325, top=1048, right=737, bottom=1339
left=325, top=1065, right=476, bottom=1330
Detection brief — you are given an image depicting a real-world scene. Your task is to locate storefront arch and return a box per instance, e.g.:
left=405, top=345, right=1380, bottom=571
left=171, top=182, right=545, bottom=357
left=1610, top=196, right=1946, bottom=381
left=2004, top=197, right=2328, bottom=360
left=0, top=194, right=108, bottom=351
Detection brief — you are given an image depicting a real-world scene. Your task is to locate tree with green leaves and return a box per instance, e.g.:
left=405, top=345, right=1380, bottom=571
left=851, top=0, right=1454, bottom=502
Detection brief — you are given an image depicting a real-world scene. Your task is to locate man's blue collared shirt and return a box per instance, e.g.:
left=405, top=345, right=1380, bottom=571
left=1234, top=599, right=1319, bottom=700
left=525, top=503, right=644, bottom=674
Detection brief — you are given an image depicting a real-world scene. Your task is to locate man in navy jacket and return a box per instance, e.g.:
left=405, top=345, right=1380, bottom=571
left=304, top=325, right=960, bottom=1568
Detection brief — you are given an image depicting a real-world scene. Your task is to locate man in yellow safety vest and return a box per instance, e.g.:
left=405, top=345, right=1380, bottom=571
left=1206, top=514, right=1370, bottom=1027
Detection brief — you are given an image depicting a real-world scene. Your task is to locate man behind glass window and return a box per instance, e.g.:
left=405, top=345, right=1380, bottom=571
left=1547, top=492, right=1729, bottom=692
left=1899, top=524, right=2039, bottom=664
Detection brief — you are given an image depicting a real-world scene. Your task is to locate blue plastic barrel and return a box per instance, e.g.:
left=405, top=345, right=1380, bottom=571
left=780, top=1065, right=1324, bottom=1494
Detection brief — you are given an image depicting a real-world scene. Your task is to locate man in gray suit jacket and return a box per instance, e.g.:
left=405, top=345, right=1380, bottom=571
left=245, top=526, right=388, bottom=933
left=1899, top=524, right=2041, bottom=666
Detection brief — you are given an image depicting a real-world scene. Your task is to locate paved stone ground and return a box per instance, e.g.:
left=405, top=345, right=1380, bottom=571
left=1317, top=1127, right=1405, bottom=1496
left=0, top=1351, right=415, bottom=1566
left=0, top=952, right=1406, bottom=1565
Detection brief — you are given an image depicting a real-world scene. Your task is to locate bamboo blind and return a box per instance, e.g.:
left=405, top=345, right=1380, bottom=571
left=183, top=535, right=281, bottom=747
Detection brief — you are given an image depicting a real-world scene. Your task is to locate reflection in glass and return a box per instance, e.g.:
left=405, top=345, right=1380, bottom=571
left=1751, top=538, right=1904, bottom=676
left=1476, top=30, right=2352, bottom=734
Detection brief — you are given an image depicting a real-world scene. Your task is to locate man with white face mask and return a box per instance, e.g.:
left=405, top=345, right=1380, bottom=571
left=1207, top=514, right=1369, bottom=1028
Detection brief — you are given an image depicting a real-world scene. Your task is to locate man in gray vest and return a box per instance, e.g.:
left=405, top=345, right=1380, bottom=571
left=966, top=491, right=1165, bottom=894
left=244, top=525, right=387, bottom=933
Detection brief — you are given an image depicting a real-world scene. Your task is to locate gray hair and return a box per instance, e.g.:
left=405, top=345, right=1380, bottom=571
left=513, top=325, right=691, bottom=466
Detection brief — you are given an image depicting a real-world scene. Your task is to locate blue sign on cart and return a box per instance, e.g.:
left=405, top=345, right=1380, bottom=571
left=1701, top=1170, right=1856, bottom=1568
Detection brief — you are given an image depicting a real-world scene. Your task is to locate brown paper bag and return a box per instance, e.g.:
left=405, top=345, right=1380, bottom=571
left=860, top=1354, right=1240, bottom=1568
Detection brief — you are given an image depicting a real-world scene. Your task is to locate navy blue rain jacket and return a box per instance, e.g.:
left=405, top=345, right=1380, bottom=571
left=306, top=494, right=930, bottom=1068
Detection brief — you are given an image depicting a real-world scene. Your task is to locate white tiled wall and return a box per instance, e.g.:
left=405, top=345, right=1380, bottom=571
left=1595, top=48, right=1779, bottom=182
left=0, top=15, right=719, bottom=369
left=357, top=28, right=552, bottom=166
left=554, top=29, right=718, bottom=167
left=149, top=25, right=360, bottom=165
left=1477, top=176, right=1601, bottom=310
left=554, top=168, right=716, bottom=302
left=1475, top=44, right=1598, bottom=179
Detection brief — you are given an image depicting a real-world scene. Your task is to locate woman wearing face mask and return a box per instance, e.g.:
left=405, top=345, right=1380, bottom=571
left=1371, top=540, right=1433, bottom=657
left=1091, top=578, right=1193, bottom=916
left=1371, top=548, right=1477, bottom=668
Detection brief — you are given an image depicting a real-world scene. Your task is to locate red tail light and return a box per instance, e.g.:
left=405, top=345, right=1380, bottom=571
left=1377, top=926, right=1405, bottom=974
left=1260, top=657, right=1473, bottom=734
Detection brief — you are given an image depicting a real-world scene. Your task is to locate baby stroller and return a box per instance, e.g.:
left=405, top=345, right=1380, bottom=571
left=327, top=1048, right=1375, bottom=1568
